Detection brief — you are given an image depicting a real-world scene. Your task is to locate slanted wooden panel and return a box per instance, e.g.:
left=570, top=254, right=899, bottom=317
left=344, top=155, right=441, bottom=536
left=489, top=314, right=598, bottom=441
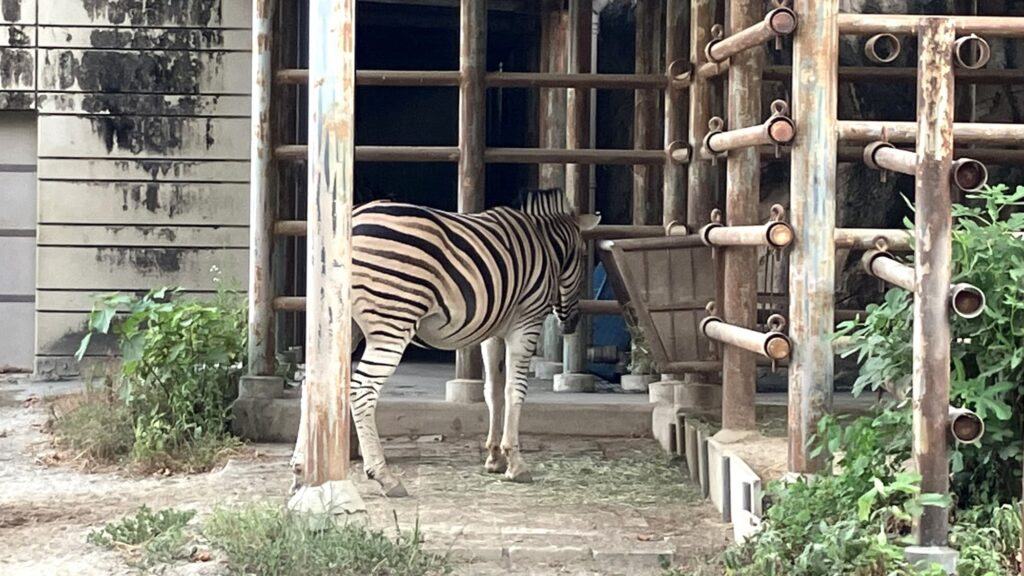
left=37, top=27, right=250, bottom=50
left=38, top=115, right=251, bottom=159
left=38, top=0, right=251, bottom=28
left=37, top=50, right=251, bottom=94
left=603, top=243, right=718, bottom=370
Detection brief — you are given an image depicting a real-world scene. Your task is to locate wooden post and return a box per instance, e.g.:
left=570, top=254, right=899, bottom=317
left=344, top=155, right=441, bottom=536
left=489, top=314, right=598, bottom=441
left=447, top=0, right=488, bottom=403
left=632, top=0, right=659, bottom=226
left=719, top=0, right=762, bottom=431
left=289, top=0, right=365, bottom=515
left=787, top=0, right=837, bottom=473
left=556, top=0, right=595, bottom=393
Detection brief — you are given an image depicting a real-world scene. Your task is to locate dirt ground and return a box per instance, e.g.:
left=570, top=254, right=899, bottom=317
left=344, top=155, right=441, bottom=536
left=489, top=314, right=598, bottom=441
left=0, top=376, right=732, bottom=576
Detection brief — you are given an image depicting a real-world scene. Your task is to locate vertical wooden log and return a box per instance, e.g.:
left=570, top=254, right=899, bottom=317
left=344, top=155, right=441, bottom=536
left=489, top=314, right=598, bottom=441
left=248, top=0, right=276, bottom=377
left=557, top=0, right=595, bottom=392
left=540, top=0, right=568, bottom=371
left=290, top=0, right=364, bottom=513
left=912, top=16, right=956, bottom=552
left=720, top=0, right=762, bottom=431
left=687, top=0, right=713, bottom=231
left=632, top=0, right=658, bottom=226
left=787, top=0, right=837, bottom=473
left=662, top=0, right=686, bottom=228
left=448, top=0, right=488, bottom=402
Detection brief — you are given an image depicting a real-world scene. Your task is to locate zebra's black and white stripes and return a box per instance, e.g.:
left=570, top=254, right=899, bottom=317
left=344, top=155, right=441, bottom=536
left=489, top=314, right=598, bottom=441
left=291, top=188, right=600, bottom=496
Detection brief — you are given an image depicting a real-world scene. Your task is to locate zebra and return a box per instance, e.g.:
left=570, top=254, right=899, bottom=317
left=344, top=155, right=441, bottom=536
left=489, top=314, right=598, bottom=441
left=290, top=187, right=600, bottom=497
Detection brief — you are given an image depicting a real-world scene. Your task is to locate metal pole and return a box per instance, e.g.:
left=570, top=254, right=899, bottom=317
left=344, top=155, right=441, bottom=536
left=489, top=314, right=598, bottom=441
left=633, top=0, right=658, bottom=226
left=720, top=0, right=762, bottom=432
left=248, top=0, right=277, bottom=377
left=449, top=0, right=488, bottom=403
left=787, top=0, right=837, bottom=474
left=290, top=0, right=364, bottom=513
left=557, top=0, right=595, bottom=393
left=911, top=16, right=956, bottom=556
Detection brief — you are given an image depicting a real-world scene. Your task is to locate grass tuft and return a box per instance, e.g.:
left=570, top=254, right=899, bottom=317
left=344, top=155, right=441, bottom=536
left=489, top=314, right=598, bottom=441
left=203, top=504, right=452, bottom=576
left=50, top=388, right=133, bottom=464
left=87, top=505, right=195, bottom=568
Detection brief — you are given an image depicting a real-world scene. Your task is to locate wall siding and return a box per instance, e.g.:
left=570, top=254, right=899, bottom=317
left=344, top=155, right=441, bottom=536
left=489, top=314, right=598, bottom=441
left=20, top=0, right=252, bottom=378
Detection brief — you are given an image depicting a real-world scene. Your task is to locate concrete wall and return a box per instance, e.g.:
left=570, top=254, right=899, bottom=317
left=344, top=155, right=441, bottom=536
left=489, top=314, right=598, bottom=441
left=0, top=112, right=37, bottom=370
left=0, top=0, right=252, bottom=377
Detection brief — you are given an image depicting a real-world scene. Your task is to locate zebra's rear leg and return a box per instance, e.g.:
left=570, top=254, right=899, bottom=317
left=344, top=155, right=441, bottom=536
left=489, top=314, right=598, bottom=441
left=351, top=336, right=412, bottom=498
left=482, top=337, right=507, bottom=474
left=500, top=326, right=541, bottom=484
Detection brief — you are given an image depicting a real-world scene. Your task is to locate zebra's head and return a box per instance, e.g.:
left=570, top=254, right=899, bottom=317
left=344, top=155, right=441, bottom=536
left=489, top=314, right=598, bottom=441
left=518, top=188, right=601, bottom=335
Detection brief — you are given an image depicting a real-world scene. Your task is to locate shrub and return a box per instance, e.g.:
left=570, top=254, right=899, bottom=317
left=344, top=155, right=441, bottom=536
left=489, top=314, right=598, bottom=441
left=73, top=283, right=247, bottom=471
left=203, top=504, right=452, bottom=576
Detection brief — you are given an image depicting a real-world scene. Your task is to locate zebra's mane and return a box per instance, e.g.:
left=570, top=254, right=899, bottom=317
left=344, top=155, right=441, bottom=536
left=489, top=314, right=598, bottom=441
left=514, top=188, right=574, bottom=219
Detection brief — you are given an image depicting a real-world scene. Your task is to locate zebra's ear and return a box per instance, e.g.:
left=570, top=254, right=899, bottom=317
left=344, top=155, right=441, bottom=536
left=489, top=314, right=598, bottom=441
left=576, top=213, right=601, bottom=231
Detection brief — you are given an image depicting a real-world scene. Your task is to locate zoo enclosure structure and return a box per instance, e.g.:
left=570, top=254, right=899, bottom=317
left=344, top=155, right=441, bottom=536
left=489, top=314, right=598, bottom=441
left=246, top=0, right=1024, bottom=560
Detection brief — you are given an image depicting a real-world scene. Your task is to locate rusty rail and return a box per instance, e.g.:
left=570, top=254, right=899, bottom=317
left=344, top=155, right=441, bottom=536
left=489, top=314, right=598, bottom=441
left=838, top=120, right=1024, bottom=146
left=837, top=13, right=1024, bottom=36
left=274, top=68, right=688, bottom=90
left=702, top=101, right=795, bottom=159
left=274, top=145, right=677, bottom=165
left=701, top=314, right=792, bottom=361
left=863, top=141, right=989, bottom=192
left=764, top=65, right=1024, bottom=84
left=706, top=6, right=797, bottom=63
left=861, top=250, right=987, bottom=320
left=273, top=221, right=667, bottom=239
left=699, top=207, right=794, bottom=249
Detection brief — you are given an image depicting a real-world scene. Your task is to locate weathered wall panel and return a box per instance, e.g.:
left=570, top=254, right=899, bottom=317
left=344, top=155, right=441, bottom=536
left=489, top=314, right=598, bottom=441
left=0, top=24, right=35, bottom=46
left=36, top=289, right=221, bottom=312
left=38, top=181, right=250, bottom=225
left=32, top=0, right=252, bottom=374
left=0, top=0, right=36, bottom=24
left=38, top=115, right=251, bottom=159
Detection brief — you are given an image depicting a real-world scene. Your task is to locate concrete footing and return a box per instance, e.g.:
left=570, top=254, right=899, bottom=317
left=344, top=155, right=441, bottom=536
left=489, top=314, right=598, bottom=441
left=553, top=373, right=594, bottom=393
left=239, top=375, right=285, bottom=399
left=674, top=381, right=722, bottom=412
left=534, top=361, right=564, bottom=380
left=648, top=381, right=676, bottom=404
left=905, top=546, right=958, bottom=574
left=445, top=379, right=485, bottom=403
left=620, top=374, right=657, bottom=393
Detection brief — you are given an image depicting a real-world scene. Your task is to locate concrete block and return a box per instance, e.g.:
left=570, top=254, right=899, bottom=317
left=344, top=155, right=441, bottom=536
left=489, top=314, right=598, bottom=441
left=697, top=428, right=711, bottom=498
left=673, top=381, right=722, bottom=412
left=684, top=421, right=699, bottom=481
left=507, top=545, right=591, bottom=563
left=728, top=456, right=764, bottom=544
left=706, top=438, right=731, bottom=522
left=553, top=373, right=594, bottom=393
left=445, top=379, right=485, bottom=403
left=620, top=374, right=657, bottom=393
left=648, top=381, right=675, bottom=404
left=651, top=404, right=679, bottom=455
left=905, top=546, right=958, bottom=574
left=533, top=361, right=563, bottom=380
left=238, top=376, right=284, bottom=399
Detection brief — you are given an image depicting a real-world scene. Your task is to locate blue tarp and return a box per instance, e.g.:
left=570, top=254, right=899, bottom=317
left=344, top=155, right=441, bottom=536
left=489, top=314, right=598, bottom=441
left=587, top=262, right=630, bottom=382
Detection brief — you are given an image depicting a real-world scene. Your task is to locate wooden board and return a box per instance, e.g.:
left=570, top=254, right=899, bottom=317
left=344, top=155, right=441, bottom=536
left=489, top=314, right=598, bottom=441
left=37, top=50, right=251, bottom=94
left=37, top=27, right=250, bottom=51
left=37, top=159, right=250, bottom=182
left=0, top=47, right=35, bottom=89
left=37, top=93, right=250, bottom=116
left=38, top=115, right=251, bottom=159
left=37, top=246, right=248, bottom=291
left=37, top=225, right=249, bottom=248
left=37, top=0, right=251, bottom=28
left=0, top=0, right=35, bottom=24
left=0, top=24, right=34, bottom=47
left=0, top=91, right=34, bottom=109
left=38, top=181, right=250, bottom=226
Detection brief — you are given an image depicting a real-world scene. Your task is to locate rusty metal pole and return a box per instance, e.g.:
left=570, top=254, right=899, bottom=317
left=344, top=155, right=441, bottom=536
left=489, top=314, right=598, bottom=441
left=788, top=0, right=837, bottom=473
left=538, top=0, right=568, bottom=379
left=556, top=0, right=595, bottom=393
left=289, top=0, right=365, bottom=514
left=247, top=0, right=278, bottom=379
left=447, top=0, right=488, bottom=403
left=905, top=17, right=958, bottom=571
left=719, top=0, right=762, bottom=432
left=633, top=0, right=658, bottom=226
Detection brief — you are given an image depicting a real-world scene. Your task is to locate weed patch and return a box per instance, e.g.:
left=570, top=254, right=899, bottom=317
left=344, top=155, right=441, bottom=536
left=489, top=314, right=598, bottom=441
left=87, top=506, right=195, bottom=568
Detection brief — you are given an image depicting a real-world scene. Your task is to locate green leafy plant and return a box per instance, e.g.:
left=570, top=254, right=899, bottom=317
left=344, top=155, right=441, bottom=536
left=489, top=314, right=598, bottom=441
left=203, top=504, right=452, bottom=576
left=74, top=280, right=247, bottom=471
left=87, top=505, right=195, bottom=567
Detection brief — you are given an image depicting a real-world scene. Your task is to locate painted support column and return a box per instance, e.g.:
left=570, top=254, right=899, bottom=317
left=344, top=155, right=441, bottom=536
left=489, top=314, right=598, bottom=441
left=288, top=0, right=365, bottom=515
left=538, top=0, right=568, bottom=380
left=247, top=0, right=277, bottom=378
left=556, top=0, right=595, bottom=393
left=787, top=0, right=837, bottom=473
left=719, top=0, right=763, bottom=431
left=447, top=0, right=488, bottom=403
left=907, top=17, right=957, bottom=568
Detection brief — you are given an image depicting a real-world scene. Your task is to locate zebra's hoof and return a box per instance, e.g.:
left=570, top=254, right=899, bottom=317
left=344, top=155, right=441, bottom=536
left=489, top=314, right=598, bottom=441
left=383, top=481, right=409, bottom=498
left=506, top=469, right=533, bottom=484
left=485, top=455, right=508, bottom=474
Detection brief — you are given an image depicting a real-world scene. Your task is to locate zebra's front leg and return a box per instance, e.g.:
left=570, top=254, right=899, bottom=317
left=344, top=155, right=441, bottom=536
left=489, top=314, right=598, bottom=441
left=482, top=337, right=507, bottom=474
left=500, top=327, right=540, bottom=483
left=351, top=339, right=410, bottom=498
